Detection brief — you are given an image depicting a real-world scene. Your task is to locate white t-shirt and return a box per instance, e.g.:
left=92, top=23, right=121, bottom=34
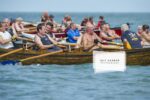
left=0, top=31, right=14, bottom=49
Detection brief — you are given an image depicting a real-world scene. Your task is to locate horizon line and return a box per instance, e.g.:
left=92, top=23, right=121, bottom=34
left=0, top=11, right=150, bottom=13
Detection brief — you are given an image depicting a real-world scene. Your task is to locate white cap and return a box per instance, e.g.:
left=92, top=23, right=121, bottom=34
left=16, top=17, right=23, bottom=21
left=121, top=24, right=129, bottom=32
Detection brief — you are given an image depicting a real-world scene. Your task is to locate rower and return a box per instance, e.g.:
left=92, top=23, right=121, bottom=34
left=86, top=17, right=95, bottom=28
left=105, top=23, right=121, bottom=43
left=66, top=23, right=82, bottom=48
left=121, top=24, right=143, bottom=49
left=137, top=25, right=143, bottom=37
left=41, top=12, right=49, bottom=22
left=81, top=17, right=88, bottom=27
left=49, top=15, right=58, bottom=26
left=82, top=26, right=122, bottom=51
left=105, top=23, right=120, bottom=38
left=0, top=21, right=14, bottom=49
left=82, top=26, right=102, bottom=51
left=96, top=16, right=106, bottom=29
left=100, top=23, right=119, bottom=42
left=62, top=15, right=72, bottom=28
left=34, top=23, right=62, bottom=51
left=1, top=18, right=16, bottom=36
left=45, top=22, right=56, bottom=39
left=13, top=17, right=35, bottom=40
left=140, top=25, right=150, bottom=47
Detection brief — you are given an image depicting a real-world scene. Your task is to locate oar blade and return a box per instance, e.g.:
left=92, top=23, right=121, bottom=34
left=0, top=60, right=20, bottom=65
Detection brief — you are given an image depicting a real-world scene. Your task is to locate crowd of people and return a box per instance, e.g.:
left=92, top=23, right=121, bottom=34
left=0, top=12, right=150, bottom=52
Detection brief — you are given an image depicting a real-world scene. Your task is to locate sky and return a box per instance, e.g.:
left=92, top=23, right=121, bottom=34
left=0, top=0, right=150, bottom=12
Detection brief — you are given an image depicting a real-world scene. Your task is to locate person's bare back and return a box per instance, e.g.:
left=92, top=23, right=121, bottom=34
left=141, top=32, right=150, bottom=44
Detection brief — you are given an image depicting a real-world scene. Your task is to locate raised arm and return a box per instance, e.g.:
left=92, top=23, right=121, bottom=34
left=47, top=35, right=58, bottom=45
left=112, top=30, right=120, bottom=38
left=94, top=33, right=102, bottom=42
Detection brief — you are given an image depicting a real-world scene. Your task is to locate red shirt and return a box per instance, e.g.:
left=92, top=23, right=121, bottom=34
left=97, top=20, right=105, bottom=28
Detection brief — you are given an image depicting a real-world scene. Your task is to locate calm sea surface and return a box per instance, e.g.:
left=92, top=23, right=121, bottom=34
left=0, top=12, right=150, bottom=30
left=0, top=64, right=150, bottom=100
left=0, top=12, right=150, bottom=100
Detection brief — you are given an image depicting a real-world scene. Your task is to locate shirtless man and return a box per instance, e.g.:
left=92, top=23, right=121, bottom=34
left=83, top=26, right=123, bottom=51
left=86, top=17, right=95, bottom=28
left=41, top=12, right=49, bottom=22
left=13, top=17, right=35, bottom=40
left=140, top=25, right=150, bottom=47
left=105, top=23, right=120, bottom=39
left=100, top=23, right=120, bottom=42
left=82, top=26, right=102, bottom=51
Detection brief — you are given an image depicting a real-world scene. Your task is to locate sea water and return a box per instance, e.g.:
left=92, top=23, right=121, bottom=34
left=0, top=12, right=150, bottom=100
left=0, top=64, right=150, bottom=100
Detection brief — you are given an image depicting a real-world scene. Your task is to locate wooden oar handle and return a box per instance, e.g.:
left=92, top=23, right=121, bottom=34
left=0, top=48, right=23, bottom=58
left=101, top=41, right=123, bottom=46
left=16, top=37, right=34, bottom=42
left=59, top=43, right=77, bottom=46
left=57, top=44, right=66, bottom=48
left=107, top=41, right=123, bottom=46
left=100, top=45, right=123, bottom=50
left=0, top=43, right=35, bottom=58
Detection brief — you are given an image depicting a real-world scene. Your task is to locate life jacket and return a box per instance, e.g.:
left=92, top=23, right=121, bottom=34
left=124, top=41, right=132, bottom=49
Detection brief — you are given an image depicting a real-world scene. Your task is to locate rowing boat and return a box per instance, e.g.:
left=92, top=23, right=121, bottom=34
left=0, top=48, right=150, bottom=65
left=0, top=25, right=149, bottom=65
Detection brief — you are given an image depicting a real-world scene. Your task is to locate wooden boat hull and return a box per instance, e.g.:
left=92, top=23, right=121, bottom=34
left=0, top=48, right=150, bottom=65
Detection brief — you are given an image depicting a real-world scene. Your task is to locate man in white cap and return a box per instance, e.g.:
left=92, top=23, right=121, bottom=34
left=13, top=17, right=35, bottom=40
left=121, top=24, right=142, bottom=49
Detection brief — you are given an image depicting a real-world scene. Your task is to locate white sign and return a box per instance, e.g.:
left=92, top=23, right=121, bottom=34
left=93, top=51, right=126, bottom=73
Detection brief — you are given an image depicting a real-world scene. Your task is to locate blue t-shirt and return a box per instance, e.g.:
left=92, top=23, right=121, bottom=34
left=121, top=30, right=142, bottom=48
left=67, top=28, right=80, bottom=43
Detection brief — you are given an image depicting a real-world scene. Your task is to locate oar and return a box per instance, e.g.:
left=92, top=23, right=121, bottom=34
left=101, top=41, right=123, bottom=46
left=0, top=43, right=35, bottom=58
left=94, top=39, right=123, bottom=50
left=93, top=39, right=123, bottom=46
left=0, top=50, right=63, bottom=65
left=20, top=50, right=63, bottom=62
left=0, top=48, right=23, bottom=58
left=84, top=39, right=123, bottom=52
left=100, top=45, right=123, bottom=50
left=59, top=43, right=77, bottom=46
left=16, top=37, right=34, bottom=42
